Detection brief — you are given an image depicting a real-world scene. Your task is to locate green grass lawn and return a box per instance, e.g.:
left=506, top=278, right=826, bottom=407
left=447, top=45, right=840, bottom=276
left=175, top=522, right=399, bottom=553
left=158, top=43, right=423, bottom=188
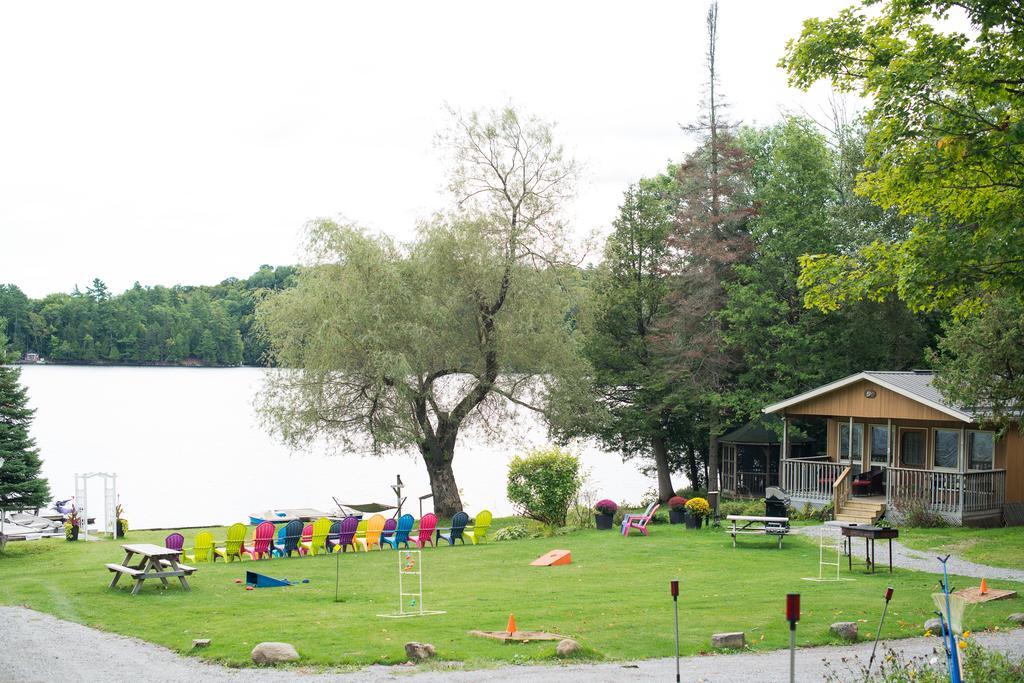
left=1, top=520, right=1021, bottom=669
left=898, top=526, right=1024, bottom=571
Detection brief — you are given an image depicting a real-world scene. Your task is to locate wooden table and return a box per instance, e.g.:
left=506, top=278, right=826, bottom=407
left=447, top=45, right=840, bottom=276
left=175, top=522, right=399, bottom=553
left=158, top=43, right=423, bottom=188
left=726, top=515, right=790, bottom=549
left=107, top=543, right=195, bottom=595
left=837, top=524, right=899, bottom=574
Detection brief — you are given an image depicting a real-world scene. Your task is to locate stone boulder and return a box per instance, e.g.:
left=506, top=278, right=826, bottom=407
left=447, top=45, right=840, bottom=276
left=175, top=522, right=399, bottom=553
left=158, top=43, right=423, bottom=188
left=251, top=642, right=300, bottom=665
left=1008, top=613, right=1024, bottom=624
left=192, top=639, right=211, bottom=649
left=405, top=642, right=436, bottom=662
left=711, top=632, right=745, bottom=649
left=556, top=639, right=582, bottom=657
left=830, top=622, right=858, bottom=642
left=924, top=617, right=943, bottom=634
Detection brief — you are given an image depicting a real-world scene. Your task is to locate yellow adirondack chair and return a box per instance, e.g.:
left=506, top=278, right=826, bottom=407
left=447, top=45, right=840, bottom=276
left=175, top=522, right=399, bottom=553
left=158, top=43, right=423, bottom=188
left=300, top=517, right=332, bottom=556
left=214, top=523, right=248, bottom=562
left=354, top=519, right=368, bottom=543
left=355, top=514, right=385, bottom=551
left=183, top=531, right=215, bottom=563
left=464, top=509, right=493, bottom=545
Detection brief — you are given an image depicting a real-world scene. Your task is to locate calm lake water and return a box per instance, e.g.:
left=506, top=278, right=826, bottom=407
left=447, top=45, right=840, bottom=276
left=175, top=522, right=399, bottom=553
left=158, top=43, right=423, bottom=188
left=17, top=366, right=654, bottom=530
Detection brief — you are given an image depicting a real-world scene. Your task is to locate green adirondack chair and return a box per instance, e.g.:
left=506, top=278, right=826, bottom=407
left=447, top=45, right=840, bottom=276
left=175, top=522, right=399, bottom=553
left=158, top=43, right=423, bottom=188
left=214, top=523, right=249, bottom=562
left=300, top=517, right=333, bottom=556
left=183, top=531, right=215, bottom=563
left=464, top=509, right=493, bottom=545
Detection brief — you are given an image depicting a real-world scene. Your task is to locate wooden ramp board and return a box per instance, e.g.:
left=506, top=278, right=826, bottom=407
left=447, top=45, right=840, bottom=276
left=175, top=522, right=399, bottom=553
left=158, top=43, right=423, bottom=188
left=953, top=587, right=1017, bottom=604
left=530, top=549, right=571, bottom=566
left=469, top=630, right=567, bottom=642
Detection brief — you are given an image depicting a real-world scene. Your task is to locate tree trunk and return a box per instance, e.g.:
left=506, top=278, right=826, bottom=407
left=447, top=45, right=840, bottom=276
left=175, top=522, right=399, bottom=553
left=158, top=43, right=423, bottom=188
left=420, top=437, right=464, bottom=517
left=685, top=449, right=701, bottom=491
left=651, top=433, right=676, bottom=502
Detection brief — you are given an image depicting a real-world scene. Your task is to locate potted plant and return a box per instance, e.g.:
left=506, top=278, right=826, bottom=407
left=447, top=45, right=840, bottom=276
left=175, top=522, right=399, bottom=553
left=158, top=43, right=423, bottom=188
left=684, top=497, right=710, bottom=529
left=64, top=505, right=81, bottom=542
left=594, top=499, right=618, bottom=530
left=115, top=502, right=127, bottom=538
left=668, top=496, right=688, bottom=524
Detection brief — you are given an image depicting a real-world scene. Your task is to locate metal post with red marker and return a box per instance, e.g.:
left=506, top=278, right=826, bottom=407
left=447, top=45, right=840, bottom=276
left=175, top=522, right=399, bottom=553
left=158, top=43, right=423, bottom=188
left=671, top=579, right=680, bottom=683
left=787, top=593, right=800, bottom=683
left=868, top=586, right=894, bottom=674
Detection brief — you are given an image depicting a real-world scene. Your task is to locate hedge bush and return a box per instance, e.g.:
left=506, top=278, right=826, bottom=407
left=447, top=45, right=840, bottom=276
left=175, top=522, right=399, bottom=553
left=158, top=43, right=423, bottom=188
left=506, top=446, right=583, bottom=527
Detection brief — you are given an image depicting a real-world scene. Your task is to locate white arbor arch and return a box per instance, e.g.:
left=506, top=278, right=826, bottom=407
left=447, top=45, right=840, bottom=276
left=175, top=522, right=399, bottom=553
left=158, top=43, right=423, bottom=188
left=74, top=472, right=116, bottom=541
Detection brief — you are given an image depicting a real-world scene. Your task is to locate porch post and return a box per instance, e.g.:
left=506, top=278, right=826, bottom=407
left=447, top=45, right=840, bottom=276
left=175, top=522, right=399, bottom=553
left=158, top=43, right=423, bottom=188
left=886, top=418, right=892, bottom=467
left=848, top=416, right=854, bottom=470
left=782, top=416, right=789, bottom=461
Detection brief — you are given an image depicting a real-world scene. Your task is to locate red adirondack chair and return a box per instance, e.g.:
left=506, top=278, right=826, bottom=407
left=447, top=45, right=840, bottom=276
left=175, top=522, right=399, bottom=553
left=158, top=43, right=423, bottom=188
left=623, top=504, right=660, bottom=537
left=413, top=513, right=437, bottom=548
left=245, top=521, right=276, bottom=560
left=298, top=523, right=313, bottom=555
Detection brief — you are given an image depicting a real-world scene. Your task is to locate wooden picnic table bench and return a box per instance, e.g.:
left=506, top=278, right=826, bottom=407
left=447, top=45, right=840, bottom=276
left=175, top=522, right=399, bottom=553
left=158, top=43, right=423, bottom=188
left=107, top=543, right=194, bottom=595
left=726, top=515, right=790, bottom=549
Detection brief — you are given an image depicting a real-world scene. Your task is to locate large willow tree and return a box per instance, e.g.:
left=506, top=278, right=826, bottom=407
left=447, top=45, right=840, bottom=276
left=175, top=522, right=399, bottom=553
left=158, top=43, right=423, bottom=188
left=257, top=108, right=583, bottom=515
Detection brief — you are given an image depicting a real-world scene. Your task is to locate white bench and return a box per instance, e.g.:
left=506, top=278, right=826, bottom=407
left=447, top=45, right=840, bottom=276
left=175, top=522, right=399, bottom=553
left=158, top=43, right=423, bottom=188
left=726, top=515, right=790, bottom=549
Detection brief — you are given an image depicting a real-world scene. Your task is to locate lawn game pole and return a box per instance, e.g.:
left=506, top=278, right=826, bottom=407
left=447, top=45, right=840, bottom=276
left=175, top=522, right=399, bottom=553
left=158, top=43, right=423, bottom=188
left=786, top=593, right=800, bottom=683
left=937, top=555, right=962, bottom=683
left=867, top=586, right=894, bottom=674
left=670, top=579, right=680, bottom=683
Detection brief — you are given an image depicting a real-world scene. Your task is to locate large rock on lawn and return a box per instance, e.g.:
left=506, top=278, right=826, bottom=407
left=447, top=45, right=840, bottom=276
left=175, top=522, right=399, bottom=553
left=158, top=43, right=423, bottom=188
left=1008, top=613, right=1024, bottom=624
left=405, top=642, right=436, bottom=662
left=830, top=622, right=858, bottom=642
left=251, top=642, right=300, bottom=665
left=711, top=632, right=745, bottom=649
left=556, top=639, right=581, bottom=657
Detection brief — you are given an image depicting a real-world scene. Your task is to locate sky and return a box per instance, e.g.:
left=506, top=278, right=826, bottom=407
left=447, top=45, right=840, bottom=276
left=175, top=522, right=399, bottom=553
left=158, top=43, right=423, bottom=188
left=0, top=0, right=853, bottom=298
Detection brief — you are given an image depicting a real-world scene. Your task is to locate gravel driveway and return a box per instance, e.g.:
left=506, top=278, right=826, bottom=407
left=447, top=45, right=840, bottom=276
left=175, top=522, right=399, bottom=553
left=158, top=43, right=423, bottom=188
left=3, top=606, right=1022, bottom=683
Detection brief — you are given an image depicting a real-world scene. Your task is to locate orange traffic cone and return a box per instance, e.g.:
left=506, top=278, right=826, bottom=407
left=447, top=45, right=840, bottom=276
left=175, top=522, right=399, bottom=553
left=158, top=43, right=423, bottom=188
left=506, top=613, right=517, bottom=634
left=980, top=578, right=988, bottom=595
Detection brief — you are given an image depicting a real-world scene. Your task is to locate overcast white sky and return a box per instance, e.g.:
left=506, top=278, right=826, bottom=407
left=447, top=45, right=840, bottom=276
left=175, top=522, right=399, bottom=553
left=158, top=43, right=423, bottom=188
left=0, top=0, right=852, bottom=298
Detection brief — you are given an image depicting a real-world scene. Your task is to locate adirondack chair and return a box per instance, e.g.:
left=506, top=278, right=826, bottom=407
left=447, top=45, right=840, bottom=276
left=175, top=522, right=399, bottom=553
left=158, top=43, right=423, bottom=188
left=355, top=514, right=386, bottom=551
left=272, top=524, right=288, bottom=557
left=620, top=502, right=657, bottom=534
left=324, top=520, right=342, bottom=553
left=380, top=517, right=398, bottom=546
left=298, top=524, right=313, bottom=555
left=622, top=503, right=660, bottom=537
left=464, top=510, right=492, bottom=545
left=164, top=532, right=185, bottom=558
left=300, top=517, right=333, bottom=556
left=244, top=521, right=276, bottom=560
left=329, top=516, right=359, bottom=553
left=279, top=519, right=305, bottom=557
left=412, top=513, right=438, bottom=548
left=436, top=511, right=469, bottom=546
left=382, top=514, right=414, bottom=550
left=215, top=523, right=250, bottom=562
left=183, top=531, right=215, bottom=563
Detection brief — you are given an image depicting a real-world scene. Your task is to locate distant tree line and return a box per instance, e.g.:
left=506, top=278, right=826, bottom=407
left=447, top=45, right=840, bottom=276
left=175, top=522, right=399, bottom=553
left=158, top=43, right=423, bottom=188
left=0, top=265, right=297, bottom=367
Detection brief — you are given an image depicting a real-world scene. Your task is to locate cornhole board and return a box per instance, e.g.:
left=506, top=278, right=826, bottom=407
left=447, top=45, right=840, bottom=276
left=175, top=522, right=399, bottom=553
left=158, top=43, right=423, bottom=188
left=245, top=571, right=292, bottom=588
left=953, top=587, right=1017, bottom=603
left=469, top=630, right=568, bottom=643
left=530, top=549, right=571, bottom=566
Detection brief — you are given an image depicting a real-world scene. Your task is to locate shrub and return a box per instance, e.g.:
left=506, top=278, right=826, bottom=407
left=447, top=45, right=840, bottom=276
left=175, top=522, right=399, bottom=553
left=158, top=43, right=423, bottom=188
left=685, top=497, right=710, bottom=518
left=891, top=492, right=949, bottom=528
left=506, top=446, right=583, bottom=527
left=595, top=499, right=618, bottom=515
left=493, top=524, right=529, bottom=542
left=825, top=639, right=1023, bottom=682
left=668, top=496, right=688, bottom=510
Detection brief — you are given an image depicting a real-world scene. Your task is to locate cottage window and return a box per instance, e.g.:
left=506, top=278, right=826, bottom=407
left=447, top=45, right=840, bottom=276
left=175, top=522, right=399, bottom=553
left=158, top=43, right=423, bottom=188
left=869, top=425, right=889, bottom=464
left=900, top=430, right=925, bottom=467
left=838, top=422, right=863, bottom=463
left=933, top=429, right=960, bottom=471
left=967, top=431, right=995, bottom=471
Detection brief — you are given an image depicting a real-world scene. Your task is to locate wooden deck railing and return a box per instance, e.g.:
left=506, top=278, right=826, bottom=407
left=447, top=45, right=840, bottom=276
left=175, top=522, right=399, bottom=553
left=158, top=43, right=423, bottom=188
left=833, top=466, right=852, bottom=514
left=780, top=459, right=845, bottom=504
left=887, top=467, right=1006, bottom=522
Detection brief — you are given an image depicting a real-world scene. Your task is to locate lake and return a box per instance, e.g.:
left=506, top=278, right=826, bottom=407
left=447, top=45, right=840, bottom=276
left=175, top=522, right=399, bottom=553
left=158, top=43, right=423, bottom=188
left=16, top=366, right=655, bottom=530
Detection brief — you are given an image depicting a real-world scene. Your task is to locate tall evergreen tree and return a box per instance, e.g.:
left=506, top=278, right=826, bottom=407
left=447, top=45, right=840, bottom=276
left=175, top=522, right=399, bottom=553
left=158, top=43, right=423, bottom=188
left=0, top=351, right=51, bottom=514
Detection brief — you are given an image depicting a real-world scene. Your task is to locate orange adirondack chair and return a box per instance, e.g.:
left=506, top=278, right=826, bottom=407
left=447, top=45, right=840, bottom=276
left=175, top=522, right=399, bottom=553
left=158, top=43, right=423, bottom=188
left=355, top=514, right=386, bottom=551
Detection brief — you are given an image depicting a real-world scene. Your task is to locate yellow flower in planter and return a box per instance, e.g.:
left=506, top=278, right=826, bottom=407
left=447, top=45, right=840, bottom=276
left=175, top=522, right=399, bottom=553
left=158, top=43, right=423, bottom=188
left=685, top=497, right=710, bottom=518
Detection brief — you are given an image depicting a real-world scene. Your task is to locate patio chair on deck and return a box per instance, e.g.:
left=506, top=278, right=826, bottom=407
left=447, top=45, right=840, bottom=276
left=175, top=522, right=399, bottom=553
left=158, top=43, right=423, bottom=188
left=852, top=467, right=885, bottom=496
left=622, top=504, right=660, bottom=537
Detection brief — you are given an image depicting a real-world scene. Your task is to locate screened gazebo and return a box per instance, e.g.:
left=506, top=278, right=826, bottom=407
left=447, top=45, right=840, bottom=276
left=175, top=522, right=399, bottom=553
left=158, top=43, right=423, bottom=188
left=720, top=416, right=813, bottom=497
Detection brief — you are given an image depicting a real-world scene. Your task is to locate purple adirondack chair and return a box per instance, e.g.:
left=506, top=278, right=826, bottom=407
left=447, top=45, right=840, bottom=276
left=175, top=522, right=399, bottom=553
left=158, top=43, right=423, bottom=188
left=332, top=516, right=359, bottom=553
left=380, top=517, right=398, bottom=546
left=164, top=532, right=185, bottom=558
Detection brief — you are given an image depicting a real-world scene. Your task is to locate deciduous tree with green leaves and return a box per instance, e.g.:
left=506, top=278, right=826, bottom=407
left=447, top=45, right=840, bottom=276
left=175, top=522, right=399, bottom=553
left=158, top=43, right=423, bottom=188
left=257, top=107, right=585, bottom=516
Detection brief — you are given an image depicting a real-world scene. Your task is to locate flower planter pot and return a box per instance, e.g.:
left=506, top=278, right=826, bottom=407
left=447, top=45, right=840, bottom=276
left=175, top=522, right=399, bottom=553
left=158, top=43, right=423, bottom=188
left=66, top=525, right=80, bottom=542
left=684, top=512, right=701, bottom=529
left=669, top=509, right=685, bottom=524
left=595, top=512, right=614, bottom=530
left=115, top=521, right=125, bottom=538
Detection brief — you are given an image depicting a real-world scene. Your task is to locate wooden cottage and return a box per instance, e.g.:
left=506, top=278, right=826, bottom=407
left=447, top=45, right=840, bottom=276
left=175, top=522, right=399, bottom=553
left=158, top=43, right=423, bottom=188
left=763, top=371, right=1023, bottom=527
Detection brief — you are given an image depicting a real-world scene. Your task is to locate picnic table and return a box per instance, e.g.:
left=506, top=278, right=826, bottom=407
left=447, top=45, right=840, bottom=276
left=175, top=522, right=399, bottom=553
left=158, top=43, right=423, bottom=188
left=107, top=543, right=196, bottom=595
left=726, top=515, right=790, bottom=549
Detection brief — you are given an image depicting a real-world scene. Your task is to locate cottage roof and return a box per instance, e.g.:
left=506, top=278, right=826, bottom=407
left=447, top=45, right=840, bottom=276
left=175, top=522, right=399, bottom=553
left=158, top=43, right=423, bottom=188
left=720, top=416, right=812, bottom=445
left=762, top=371, right=976, bottom=423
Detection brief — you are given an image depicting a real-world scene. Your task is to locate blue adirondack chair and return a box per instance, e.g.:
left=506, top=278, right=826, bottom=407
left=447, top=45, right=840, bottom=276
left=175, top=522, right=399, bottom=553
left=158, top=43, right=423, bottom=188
left=382, top=514, right=414, bottom=550
left=279, top=519, right=305, bottom=557
left=272, top=524, right=288, bottom=557
left=436, top=511, right=469, bottom=546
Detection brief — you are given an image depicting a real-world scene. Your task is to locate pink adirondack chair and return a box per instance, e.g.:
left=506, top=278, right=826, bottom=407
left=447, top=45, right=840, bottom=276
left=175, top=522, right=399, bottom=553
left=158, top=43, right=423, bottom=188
left=622, top=504, right=660, bottom=537
left=298, top=523, right=313, bottom=555
left=412, top=513, right=437, bottom=548
left=245, top=521, right=276, bottom=560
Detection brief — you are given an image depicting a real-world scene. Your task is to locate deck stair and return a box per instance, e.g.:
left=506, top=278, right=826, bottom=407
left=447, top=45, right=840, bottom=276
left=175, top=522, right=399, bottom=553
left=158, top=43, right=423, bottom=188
left=836, top=498, right=886, bottom=525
